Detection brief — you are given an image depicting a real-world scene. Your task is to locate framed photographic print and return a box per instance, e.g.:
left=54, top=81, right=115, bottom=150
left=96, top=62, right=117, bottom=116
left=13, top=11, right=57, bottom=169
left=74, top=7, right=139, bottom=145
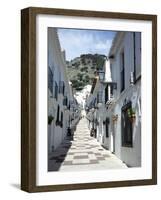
left=21, top=7, right=157, bottom=192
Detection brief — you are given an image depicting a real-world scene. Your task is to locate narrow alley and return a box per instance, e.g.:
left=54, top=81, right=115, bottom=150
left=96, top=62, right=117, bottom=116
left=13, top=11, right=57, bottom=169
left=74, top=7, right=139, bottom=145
left=48, top=117, right=127, bottom=172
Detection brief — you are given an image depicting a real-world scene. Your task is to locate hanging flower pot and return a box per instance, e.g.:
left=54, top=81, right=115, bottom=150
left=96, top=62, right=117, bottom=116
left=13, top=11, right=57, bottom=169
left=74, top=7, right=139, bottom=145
left=48, top=115, right=54, bottom=125
left=130, top=116, right=136, bottom=123
left=127, top=108, right=132, bottom=118
left=112, top=114, right=118, bottom=123
left=127, top=108, right=136, bottom=123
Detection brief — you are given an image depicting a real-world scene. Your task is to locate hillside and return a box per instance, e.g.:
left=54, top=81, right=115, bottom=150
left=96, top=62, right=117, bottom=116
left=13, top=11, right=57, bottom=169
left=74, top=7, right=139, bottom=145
left=66, top=54, right=105, bottom=91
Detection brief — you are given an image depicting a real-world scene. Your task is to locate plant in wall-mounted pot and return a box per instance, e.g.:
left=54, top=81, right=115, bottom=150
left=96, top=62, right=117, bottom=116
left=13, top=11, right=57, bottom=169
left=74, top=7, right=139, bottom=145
left=131, top=109, right=136, bottom=123
left=127, top=108, right=136, bottom=123
left=48, top=115, right=54, bottom=125
left=112, top=114, right=118, bottom=123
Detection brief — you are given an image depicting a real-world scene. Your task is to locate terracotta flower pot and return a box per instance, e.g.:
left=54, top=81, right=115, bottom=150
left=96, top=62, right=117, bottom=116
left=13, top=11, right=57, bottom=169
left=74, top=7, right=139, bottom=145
left=130, top=116, right=136, bottom=123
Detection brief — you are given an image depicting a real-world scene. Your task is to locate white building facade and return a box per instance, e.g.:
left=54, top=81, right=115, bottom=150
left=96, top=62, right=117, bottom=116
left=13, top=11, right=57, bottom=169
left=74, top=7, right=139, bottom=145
left=48, top=28, right=80, bottom=154
left=86, top=32, right=141, bottom=167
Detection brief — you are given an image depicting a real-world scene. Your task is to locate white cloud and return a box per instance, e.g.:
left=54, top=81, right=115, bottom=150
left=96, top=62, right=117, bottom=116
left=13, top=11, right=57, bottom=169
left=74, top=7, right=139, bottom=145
left=57, top=29, right=116, bottom=61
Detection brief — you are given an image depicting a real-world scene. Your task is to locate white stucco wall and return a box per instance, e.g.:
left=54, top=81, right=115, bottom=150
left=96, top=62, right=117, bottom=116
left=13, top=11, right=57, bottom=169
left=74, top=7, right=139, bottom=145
left=48, top=28, right=79, bottom=153
left=105, top=32, right=141, bottom=167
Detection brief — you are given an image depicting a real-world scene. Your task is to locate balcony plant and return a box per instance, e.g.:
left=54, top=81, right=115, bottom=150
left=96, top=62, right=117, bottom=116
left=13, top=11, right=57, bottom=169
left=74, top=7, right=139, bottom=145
left=112, top=114, right=118, bottom=123
left=127, top=108, right=136, bottom=123
left=48, top=115, right=54, bottom=125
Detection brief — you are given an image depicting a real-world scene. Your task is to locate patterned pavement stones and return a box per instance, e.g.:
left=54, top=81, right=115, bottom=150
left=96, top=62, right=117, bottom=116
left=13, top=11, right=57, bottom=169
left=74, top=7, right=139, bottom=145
left=48, top=118, right=127, bottom=171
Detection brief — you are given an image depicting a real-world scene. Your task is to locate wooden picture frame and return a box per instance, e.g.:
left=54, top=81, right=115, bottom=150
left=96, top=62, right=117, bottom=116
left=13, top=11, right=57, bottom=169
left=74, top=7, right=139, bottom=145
left=21, top=7, right=157, bottom=192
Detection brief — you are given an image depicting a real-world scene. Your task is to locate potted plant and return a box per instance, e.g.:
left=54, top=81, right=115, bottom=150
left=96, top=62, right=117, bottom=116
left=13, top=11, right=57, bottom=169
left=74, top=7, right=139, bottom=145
left=112, top=114, right=118, bottom=123
left=127, top=108, right=136, bottom=123
left=48, top=115, right=54, bottom=125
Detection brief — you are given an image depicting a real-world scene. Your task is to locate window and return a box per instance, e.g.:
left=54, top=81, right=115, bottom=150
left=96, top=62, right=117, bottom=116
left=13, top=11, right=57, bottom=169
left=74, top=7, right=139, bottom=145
left=120, top=51, right=125, bottom=92
left=56, top=105, right=60, bottom=125
left=110, top=85, right=114, bottom=97
left=63, top=96, right=68, bottom=106
left=60, top=112, right=63, bottom=127
left=48, top=67, right=53, bottom=94
left=54, top=81, right=58, bottom=100
left=133, top=32, right=141, bottom=82
left=59, top=81, right=65, bottom=95
left=121, top=102, right=133, bottom=147
left=105, top=85, right=109, bottom=103
left=105, top=118, right=110, bottom=137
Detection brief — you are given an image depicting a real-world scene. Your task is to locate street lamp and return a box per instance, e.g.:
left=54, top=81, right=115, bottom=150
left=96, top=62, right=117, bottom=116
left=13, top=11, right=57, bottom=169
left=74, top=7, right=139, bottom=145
left=107, top=82, right=117, bottom=90
left=97, top=70, right=105, bottom=82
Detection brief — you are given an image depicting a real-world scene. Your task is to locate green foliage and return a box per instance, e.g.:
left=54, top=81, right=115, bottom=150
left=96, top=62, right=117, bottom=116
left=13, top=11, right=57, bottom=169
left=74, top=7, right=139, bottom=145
left=66, top=53, right=106, bottom=91
left=48, top=115, right=54, bottom=125
left=80, top=66, right=88, bottom=72
left=84, top=75, right=90, bottom=83
left=77, top=73, right=83, bottom=81
left=127, top=108, right=136, bottom=118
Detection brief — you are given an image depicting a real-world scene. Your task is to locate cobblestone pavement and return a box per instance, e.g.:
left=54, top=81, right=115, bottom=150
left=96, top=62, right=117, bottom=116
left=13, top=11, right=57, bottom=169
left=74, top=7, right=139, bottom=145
left=48, top=118, right=127, bottom=171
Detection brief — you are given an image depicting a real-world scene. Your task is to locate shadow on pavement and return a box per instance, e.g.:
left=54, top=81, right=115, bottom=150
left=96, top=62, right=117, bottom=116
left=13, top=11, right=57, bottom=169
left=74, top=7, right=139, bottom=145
left=48, top=135, right=74, bottom=171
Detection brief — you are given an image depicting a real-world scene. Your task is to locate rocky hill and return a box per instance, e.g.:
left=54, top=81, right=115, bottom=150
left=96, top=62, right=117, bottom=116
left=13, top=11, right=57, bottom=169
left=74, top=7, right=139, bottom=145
left=66, top=54, right=105, bottom=91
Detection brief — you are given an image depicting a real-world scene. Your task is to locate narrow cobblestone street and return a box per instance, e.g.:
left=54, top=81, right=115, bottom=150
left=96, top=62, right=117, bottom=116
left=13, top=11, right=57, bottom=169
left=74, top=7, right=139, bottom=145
left=48, top=117, right=127, bottom=171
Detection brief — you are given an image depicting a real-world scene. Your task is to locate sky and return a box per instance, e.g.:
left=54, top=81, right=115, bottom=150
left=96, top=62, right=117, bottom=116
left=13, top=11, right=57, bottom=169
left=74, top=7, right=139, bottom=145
left=57, top=28, right=116, bottom=61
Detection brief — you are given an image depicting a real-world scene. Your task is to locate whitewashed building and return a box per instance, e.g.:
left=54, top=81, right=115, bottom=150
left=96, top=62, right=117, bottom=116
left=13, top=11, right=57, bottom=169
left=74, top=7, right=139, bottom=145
left=74, top=85, right=92, bottom=109
left=48, top=28, right=79, bottom=154
left=86, top=31, right=141, bottom=167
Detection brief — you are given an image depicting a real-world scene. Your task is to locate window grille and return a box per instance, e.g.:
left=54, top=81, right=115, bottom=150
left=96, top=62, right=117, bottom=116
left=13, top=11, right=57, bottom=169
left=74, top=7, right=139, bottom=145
left=48, top=67, right=53, bottom=94
left=105, top=118, right=110, bottom=137
left=121, top=101, right=133, bottom=147
left=120, top=51, right=125, bottom=92
left=54, top=81, right=58, bottom=100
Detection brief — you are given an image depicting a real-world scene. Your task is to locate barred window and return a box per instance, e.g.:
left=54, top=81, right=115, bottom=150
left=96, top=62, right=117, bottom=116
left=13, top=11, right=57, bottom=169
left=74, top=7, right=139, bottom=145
left=54, top=81, right=58, bottom=100
left=133, top=32, right=141, bottom=82
left=48, top=67, right=53, bottom=94
left=120, top=51, right=125, bottom=92
left=61, top=112, right=63, bottom=124
left=56, top=105, right=60, bottom=124
left=121, top=102, right=133, bottom=147
left=105, top=118, right=110, bottom=137
left=105, top=85, right=109, bottom=103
